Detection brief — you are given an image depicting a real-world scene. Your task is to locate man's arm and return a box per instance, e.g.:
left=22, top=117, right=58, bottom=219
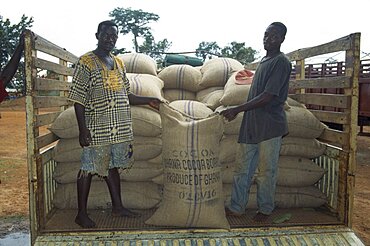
left=74, top=103, right=91, bottom=147
left=128, top=93, right=162, bottom=110
left=0, top=32, right=25, bottom=88
left=221, top=92, right=274, bottom=121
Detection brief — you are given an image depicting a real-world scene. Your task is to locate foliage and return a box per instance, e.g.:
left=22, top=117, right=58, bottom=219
left=195, top=41, right=221, bottom=60
left=110, top=7, right=159, bottom=52
left=221, top=41, right=257, bottom=64
left=195, top=41, right=257, bottom=65
left=0, top=14, right=33, bottom=94
left=138, top=33, right=172, bottom=67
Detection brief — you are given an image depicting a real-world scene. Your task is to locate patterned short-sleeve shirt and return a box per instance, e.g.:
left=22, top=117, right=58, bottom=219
left=68, top=51, right=133, bottom=146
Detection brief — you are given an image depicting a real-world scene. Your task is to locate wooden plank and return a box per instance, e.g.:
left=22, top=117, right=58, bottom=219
left=318, top=128, right=349, bottom=148
left=40, top=148, right=54, bottom=164
left=286, top=35, right=352, bottom=61
left=289, top=93, right=350, bottom=108
left=289, top=76, right=351, bottom=90
left=245, top=35, right=353, bottom=70
left=310, top=110, right=350, bottom=124
left=36, top=112, right=62, bottom=127
left=35, top=35, right=78, bottom=63
left=34, top=96, right=70, bottom=108
left=36, top=132, right=59, bottom=150
left=35, top=78, right=71, bottom=91
left=34, top=57, right=74, bottom=76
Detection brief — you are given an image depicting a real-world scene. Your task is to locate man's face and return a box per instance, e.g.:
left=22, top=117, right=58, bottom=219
left=263, top=25, right=283, bottom=51
left=96, top=25, right=118, bottom=52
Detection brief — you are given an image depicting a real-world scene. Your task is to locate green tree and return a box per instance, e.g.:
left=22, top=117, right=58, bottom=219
left=110, top=7, right=159, bottom=52
left=221, top=41, right=257, bottom=64
left=195, top=41, right=258, bottom=65
left=138, top=33, right=172, bottom=67
left=0, top=14, right=33, bottom=94
left=195, top=41, right=221, bottom=61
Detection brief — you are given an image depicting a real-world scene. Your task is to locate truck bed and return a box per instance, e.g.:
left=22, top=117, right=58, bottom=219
left=43, top=207, right=340, bottom=232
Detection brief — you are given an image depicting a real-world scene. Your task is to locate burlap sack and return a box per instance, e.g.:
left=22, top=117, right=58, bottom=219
left=119, top=161, right=163, bottom=182
left=277, top=156, right=326, bottom=187
left=53, top=181, right=161, bottom=209
left=280, top=137, right=326, bottom=158
left=53, top=138, right=82, bottom=163
left=117, top=53, right=157, bottom=76
left=133, top=136, right=162, bottom=161
left=53, top=160, right=163, bottom=184
left=219, top=72, right=251, bottom=106
left=163, top=89, right=196, bottom=102
left=223, top=184, right=327, bottom=208
left=196, top=87, right=224, bottom=102
left=131, top=106, right=162, bottom=137
left=146, top=103, right=229, bottom=229
left=200, top=58, right=244, bottom=88
left=286, top=97, right=306, bottom=108
left=127, top=73, right=165, bottom=100
left=201, top=90, right=224, bottom=110
left=53, top=161, right=81, bottom=184
left=215, top=106, right=243, bottom=135
left=222, top=156, right=325, bottom=187
left=49, top=106, right=79, bottom=139
left=219, top=135, right=239, bottom=163
left=158, top=64, right=201, bottom=92
left=285, top=106, right=327, bottom=139
left=169, top=100, right=213, bottom=118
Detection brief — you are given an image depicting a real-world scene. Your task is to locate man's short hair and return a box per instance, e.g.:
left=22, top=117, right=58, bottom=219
left=270, top=22, right=287, bottom=37
left=97, top=20, right=118, bottom=34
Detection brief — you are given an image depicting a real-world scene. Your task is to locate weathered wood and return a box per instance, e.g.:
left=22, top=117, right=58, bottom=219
left=289, top=93, right=350, bottom=108
left=318, top=128, right=349, bottom=147
left=35, top=78, right=71, bottom=91
left=245, top=34, right=353, bottom=70
left=343, top=32, right=361, bottom=227
left=34, top=96, right=70, bottom=108
left=310, top=109, right=350, bottom=124
left=36, top=112, right=62, bottom=127
left=36, top=132, right=59, bottom=150
left=35, top=35, right=78, bottom=63
left=289, top=76, right=351, bottom=90
left=286, top=35, right=352, bottom=61
left=34, top=57, right=74, bottom=76
left=40, top=148, right=54, bottom=164
left=24, top=30, right=40, bottom=243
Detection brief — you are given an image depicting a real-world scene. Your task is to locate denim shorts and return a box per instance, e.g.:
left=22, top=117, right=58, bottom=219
left=80, top=141, right=133, bottom=177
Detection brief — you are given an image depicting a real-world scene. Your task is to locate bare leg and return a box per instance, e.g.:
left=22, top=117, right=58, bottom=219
left=104, top=167, right=139, bottom=217
left=75, top=170, right=96, bottom=228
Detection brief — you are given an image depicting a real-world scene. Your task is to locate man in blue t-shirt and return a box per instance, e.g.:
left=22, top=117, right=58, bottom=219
left=221, top=22, right=292, bottom=221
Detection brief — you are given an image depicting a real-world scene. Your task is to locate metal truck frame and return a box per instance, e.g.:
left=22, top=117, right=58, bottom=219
left=24, top=30, right=364, bottom=245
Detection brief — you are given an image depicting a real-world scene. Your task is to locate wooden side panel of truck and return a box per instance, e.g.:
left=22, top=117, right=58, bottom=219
left=24, top=30, right=364, bottom=245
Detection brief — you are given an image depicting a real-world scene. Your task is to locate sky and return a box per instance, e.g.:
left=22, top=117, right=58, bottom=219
left=2, top=0, right=370, bottom=63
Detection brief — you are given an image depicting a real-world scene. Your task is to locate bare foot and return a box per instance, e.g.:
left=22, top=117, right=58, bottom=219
left=253, top=212, right=269, bottom=222
left=111, top=207, right=140, bottom=218
left=75, top=212, right=96, bottom=228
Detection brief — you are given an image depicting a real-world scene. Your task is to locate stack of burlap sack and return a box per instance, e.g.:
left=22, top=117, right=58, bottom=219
left=49, top=54, right=329, bottom=229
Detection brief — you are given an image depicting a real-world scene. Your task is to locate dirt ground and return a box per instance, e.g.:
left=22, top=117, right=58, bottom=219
left=0, top=98, right=369, bottom=244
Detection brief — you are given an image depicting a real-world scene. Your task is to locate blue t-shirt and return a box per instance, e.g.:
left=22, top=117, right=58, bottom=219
left=238, top=52, right=292, bottom=144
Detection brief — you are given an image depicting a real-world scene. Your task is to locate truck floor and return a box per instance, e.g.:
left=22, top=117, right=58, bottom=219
left=42, top=207, right=340, bottom=232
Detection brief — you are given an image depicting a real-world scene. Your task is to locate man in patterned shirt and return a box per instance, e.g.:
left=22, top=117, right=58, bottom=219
left=68, top=20, right=161, bottom=228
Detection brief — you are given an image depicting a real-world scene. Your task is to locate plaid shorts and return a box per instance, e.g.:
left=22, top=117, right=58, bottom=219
left=80, top=141, right=133, bottom=177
